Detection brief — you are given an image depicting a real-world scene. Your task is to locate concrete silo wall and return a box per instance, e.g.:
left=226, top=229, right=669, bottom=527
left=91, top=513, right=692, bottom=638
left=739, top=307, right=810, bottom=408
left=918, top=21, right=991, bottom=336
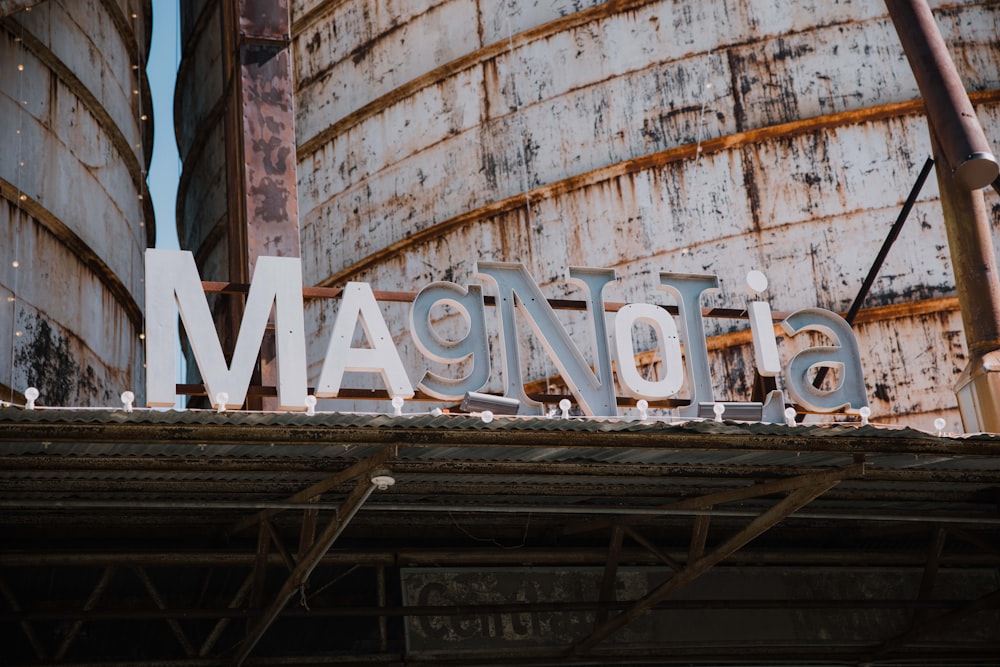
left=0, top=1, right=152, bottom=406
left=178, top=0, right=1000, bottom=427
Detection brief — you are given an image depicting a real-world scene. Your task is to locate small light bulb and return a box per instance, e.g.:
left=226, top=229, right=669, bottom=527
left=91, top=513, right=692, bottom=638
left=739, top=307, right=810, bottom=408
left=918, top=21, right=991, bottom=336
left=140, top=114, right=148, bottom=121
left=15, top=331, right=22, bottom=337
left=11, top=260, right=19, bottom=268
left=139, top=333, right=145, bottom=340
left=17, top=64, right=24, bottom=71
left=18, top=194, right=26, bottom=201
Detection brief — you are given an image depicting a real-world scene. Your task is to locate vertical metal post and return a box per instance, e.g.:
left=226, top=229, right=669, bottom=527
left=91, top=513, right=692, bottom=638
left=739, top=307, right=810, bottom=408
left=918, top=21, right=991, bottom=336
left=933, top=130, right=1000, bottom=432
left=221, top=0, right=301, bottom=409
left=376, top=565, right=389, bottom=652
left=884, top=0, right=1000, bottom=431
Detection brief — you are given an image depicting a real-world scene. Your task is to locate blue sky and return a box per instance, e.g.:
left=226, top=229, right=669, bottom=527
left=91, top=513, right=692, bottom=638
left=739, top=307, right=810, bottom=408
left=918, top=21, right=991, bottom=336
left=147, top=2, right=180, bottom=250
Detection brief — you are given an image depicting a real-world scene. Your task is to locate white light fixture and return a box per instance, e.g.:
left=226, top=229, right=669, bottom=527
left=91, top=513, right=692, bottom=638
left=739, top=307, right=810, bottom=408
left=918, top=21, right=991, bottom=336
left=24, top=387, right=38, bottom=410
left=371, top=471, right=395, bottom=491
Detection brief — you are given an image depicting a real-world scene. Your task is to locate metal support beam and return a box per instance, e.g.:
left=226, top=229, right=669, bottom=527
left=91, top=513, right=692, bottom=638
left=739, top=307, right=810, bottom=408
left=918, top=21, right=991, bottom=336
left=220, top=0, right=301, bottom=409
left=568, top=476, right=845, bottom=655
left=234, top=472, right=379, bottom=665
left=263, top=519, right=297, bottom=573
left=298, top=498, right=320, bottom=561
left=564, top=465, right=863, bottom=535
left=132, top=566, right=197, bottom=658
left=376, top=565, right=389, bottom=652
left=0, top=574, right=48, bottom=662
left=249, top=517, right=270, bottom=620
left=932, top=128, right=1000, bottom=433
left=912, top=527, right=947, bottom=625
left=874, top=587, right=1000, bottom=657
left=811, top=157, right=935, bottom=392
left=227, top=447, right=394, bottom=536
left=621, top=526, right=683, bottom=572
left=54, top=565, right=116, bottom=661
left=884, top=0, right=1000, bottom=431
left=688, top=515, right=711, bottom=563
left=199, top=570, right=254, bottom=657
left=946, top=527, right=1000, bottom=559
left=594, top=525, right=625, bottom=627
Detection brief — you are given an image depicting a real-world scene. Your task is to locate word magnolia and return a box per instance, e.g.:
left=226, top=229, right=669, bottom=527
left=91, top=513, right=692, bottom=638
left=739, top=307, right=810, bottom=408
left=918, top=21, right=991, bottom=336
left=145, top=250, right=868, bottom=418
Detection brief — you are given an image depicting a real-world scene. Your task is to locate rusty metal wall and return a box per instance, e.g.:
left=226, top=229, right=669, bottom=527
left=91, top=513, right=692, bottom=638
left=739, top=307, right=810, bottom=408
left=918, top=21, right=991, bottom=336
left=0, top=1, right=152, bottom=407
left=178, top=0, right=1000, bottom=429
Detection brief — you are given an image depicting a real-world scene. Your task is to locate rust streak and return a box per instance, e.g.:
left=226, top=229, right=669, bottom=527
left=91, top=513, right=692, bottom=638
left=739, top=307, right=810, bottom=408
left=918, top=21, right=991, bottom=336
left=295, top=0, right=658, bottom=158
left=317, top=91, right=1000, bottom=288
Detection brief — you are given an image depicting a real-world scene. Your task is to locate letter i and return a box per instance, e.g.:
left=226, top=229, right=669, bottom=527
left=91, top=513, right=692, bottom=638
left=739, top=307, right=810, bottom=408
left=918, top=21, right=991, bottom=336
left=746, top=270, right=781, bottom=376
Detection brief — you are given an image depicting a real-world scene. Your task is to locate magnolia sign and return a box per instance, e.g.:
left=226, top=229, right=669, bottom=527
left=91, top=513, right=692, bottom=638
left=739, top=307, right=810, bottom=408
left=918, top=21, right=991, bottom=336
left=145, top=249, right=868, bottom=418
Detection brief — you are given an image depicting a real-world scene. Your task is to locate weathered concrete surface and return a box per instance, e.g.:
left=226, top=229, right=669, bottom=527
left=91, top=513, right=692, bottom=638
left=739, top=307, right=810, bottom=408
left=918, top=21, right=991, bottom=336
left=0, top=2, right=148, bottom=405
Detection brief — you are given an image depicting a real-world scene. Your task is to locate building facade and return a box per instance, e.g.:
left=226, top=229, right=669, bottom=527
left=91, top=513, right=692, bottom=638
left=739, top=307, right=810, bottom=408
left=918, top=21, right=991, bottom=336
left=0, top=1, right=151, bottom=406
left=174, top=0, right=1000, bottom=427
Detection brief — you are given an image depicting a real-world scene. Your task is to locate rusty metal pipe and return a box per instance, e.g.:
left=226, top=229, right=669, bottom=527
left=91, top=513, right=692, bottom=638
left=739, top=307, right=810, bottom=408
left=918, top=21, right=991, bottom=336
left=884, top=0, right=998, bottom=189
left=932, top=132, right=1000, bottom=357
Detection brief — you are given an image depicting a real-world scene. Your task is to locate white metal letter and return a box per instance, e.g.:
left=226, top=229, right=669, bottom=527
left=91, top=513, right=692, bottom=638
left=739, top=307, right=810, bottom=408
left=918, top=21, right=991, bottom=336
left=316, top=282, right=414, bottom=398
left=476, top=263, right=617, bottom=416
left=781, top=308, right=869, bottom=413
left=746, top=271, right=781, bottom=377
left=658, top=273, right=719, bottom=418
left=144, top=249, right=308, bottom=410
left=614, top=303, right=684, bottom=400
left=409, top=282, right=491, bottom=400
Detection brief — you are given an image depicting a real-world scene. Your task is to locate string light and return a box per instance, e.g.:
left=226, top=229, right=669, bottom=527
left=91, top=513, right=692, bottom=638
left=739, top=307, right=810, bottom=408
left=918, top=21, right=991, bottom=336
left=132, top=2, right=151, bottom=393
left=9, top=11, right=27, bottom=402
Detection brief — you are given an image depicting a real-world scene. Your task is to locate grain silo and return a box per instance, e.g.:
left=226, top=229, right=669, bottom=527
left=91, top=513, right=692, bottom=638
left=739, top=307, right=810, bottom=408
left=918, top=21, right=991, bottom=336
left=176, top=0, right=1000, bottom=428
left=0, top=1, right=152, bottom=406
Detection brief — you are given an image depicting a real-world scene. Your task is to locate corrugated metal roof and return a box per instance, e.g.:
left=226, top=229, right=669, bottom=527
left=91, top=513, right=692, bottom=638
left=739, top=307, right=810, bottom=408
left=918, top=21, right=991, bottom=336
left=2, top=405, right=998, bottom=468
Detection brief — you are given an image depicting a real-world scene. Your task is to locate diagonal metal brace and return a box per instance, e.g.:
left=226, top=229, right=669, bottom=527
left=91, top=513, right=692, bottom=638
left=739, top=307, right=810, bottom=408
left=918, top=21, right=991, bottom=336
left=227, top=446, right=394, bottom=536
left=233, top=466, right=381, bottom=665
left=568, top=471, right=848, bottom=655
left=565, top=464, right=862, bottom=536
